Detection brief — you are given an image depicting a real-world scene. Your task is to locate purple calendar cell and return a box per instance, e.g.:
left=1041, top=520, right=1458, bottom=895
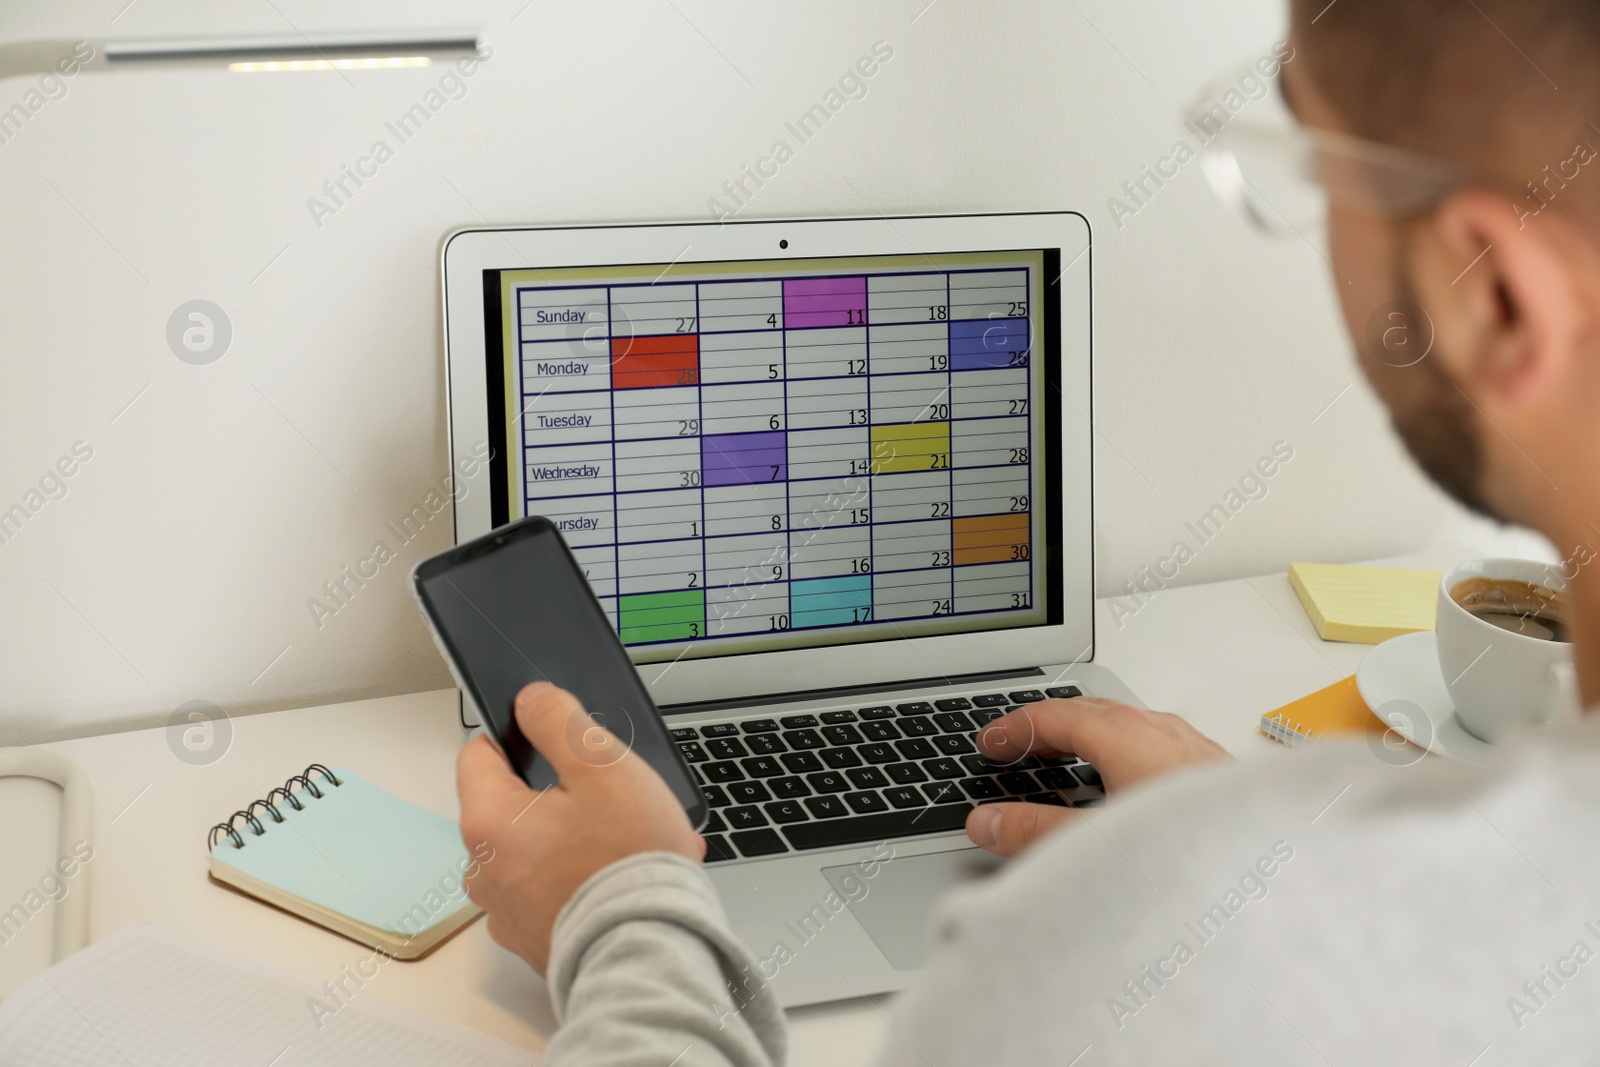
left=783, top=276, right=867, bottom=329
left=949, top=317, right=1029, bottom=370
left=702, top=430, right=788, bottom=487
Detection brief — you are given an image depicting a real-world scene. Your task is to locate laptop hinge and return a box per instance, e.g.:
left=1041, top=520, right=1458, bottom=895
left=658, top=666, right=1048, bottom=718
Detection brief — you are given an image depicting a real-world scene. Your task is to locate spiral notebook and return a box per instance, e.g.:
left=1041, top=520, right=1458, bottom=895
left=208, top=765, right=482, bottom=960
left=1258, top=675, right=1386, bottom=747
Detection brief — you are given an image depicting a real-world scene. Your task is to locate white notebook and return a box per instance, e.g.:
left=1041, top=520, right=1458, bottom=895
left=0, top=926, right=538, bottom=1066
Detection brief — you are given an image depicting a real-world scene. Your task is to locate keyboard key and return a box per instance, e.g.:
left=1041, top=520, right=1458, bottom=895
left=780, top=751, right=823, bottom=774
left=998, top=771, right=1041, bottom=795
left=819, top=747, right=862, bottom=769
left=961, top=777, right=1004, bottom=800
left=884, top=786, right=925, bottom=809
left=706, top=737, right=748, bottom=760
left=1045, top=686, right=1083, bottom=699
left=677, top=742, right=708, bottom=763
left=972, top=693, right=1010, bottom=707
left=895, top=738, right=937, bottom=761
left=804, top=795, right=849, bottom=819
left=1009, top=690, right=1046, bottom=704
left=704, top=834, right=737, bottom=862
left=701, top=785, right=731, bottom=808
left=932, top=712, right=974, bottom=733
left=740, top=756, right=783, bottom=778
left=844, top=790, right=889, bottom=814
left=741, top=719, right=781, bottom=733
left=727, top=805, right=769, bottom=829
left=896, top=701, right=934, bottom=715
left=1036, top=766, right=1078, bottom=791
left=1074, top=764, right=1102, bottom=787
left=746, top=734, right=786, bottom=756
left=922, top=781, right=963, bottom=804
left=671, top=727, right=698, bottom=741
left=764, top=800, right=809, bottom=824
left=858, top=705, right=895, bottom=720
left=704, top=761, right=744, bottom=783
left=932, top=734, right=976, bottom=756
left=971, top=708, right=1006, bottom=726
left=807, top=771, right=849, bottom=793
left=821, top=724, right=864, bottom=746
left=899, top=716, right=937, bottom=737
left=782, top=803, right=972, bottom=850
left=732, top=829, right=788, bottom=856
left=769, top=776, right=810, bottom=799
left=701, top=723, right=740, bottom=738
left=1027, top=792, right=1070, bottom=806
left=934, top=697, right=974, bottom=711
left=1073, top=796, right=1105, bottom=808
left=728, top=781, right=772, bottom=804
left=886, top=762, right=928, bottom=785
left=924, top=757, right=963, bottom=780
left=859, top=721, right=901, bottom=742
left=846, top=766, right=889, bottom=789
left=858, top=743, right=897, bottom=765
left=961, top=753, right=1011, bottom=775
left=780, top=714, right=819, bottom=728
left=820, top=710, right=859, bottom=724
left=783, top=729, right=826, bottom=750
left=703, top=810, right=728, bottom=833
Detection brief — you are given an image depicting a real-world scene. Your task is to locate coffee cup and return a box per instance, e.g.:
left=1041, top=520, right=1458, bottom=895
left=1436, top=558, right=1578, bottom=742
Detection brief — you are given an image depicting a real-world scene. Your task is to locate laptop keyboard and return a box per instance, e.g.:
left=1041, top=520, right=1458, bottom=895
left=672, top=686, right=1104, bottom=863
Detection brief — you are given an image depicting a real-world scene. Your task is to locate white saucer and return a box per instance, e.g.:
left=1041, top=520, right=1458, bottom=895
left=1356, top=630, right=1495, bottom=763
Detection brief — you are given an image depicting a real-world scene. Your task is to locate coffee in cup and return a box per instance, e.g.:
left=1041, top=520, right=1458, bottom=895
left=1436, top=559, right=1577, bottom=743
left=1448, top=576, right=1569, bottom=643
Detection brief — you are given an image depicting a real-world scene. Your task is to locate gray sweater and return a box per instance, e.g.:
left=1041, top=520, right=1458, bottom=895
left=547, top=713, right=1600, bottom=1065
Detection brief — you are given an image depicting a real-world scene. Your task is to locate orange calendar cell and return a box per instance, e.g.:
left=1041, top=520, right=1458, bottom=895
left=952, top=513, right=1030, bottom=566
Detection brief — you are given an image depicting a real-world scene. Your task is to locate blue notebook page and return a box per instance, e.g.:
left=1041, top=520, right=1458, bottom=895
left=211, top=769, right=474, bottom=936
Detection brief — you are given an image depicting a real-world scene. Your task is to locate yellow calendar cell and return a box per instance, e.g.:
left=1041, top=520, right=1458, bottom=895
left=870, top=422, right=951, bottom=474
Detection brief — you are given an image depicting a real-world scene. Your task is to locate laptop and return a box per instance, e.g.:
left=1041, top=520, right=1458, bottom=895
left=439, top=211, right=1140, bottom=1007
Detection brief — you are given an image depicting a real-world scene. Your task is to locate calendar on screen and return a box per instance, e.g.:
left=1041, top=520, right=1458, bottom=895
left=491, top=250, right=1055, bottom=662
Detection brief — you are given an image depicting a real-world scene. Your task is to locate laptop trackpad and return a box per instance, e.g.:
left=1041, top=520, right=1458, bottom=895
left=822, top=848, right=1000, bottom=971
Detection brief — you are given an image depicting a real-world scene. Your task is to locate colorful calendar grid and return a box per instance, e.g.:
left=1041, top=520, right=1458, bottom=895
left=511, top=263, right=1041, bottom=648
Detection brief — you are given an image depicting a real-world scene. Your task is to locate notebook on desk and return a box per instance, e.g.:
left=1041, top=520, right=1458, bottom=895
left=207, top=764, right=483, bottom=959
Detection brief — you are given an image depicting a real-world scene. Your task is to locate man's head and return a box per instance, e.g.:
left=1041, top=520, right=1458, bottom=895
left=1284, top=0, right=1600, bottom=545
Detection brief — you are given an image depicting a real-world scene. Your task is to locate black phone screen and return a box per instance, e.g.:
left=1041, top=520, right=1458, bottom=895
left=412, top=516, right=705, bottom=826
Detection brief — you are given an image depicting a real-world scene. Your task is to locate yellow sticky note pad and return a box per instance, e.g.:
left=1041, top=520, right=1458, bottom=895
left=1288, top=562, right=1441, bottom=643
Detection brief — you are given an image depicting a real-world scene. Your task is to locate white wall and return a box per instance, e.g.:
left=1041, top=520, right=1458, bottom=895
left=0, top=0, right=1469, bottom=744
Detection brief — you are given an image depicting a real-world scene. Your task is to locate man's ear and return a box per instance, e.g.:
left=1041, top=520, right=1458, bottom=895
left=1406, top=189, right=1589, bottom=413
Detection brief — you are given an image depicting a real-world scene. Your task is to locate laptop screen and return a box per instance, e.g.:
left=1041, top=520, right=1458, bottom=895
left=482, top=248, right=1063, bottom=665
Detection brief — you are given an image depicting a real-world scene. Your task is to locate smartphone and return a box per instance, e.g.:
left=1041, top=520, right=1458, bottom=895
left=410, top=515, right=706, bottom=828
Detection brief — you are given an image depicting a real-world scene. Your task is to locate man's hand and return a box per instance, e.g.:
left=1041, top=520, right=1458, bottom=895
left=965, top=697, right=1230, bottom=858
left=456, top=682, right=704, bottom=973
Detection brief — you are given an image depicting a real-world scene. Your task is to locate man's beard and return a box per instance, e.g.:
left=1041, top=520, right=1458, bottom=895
left=1375, top=278, right=1502, bottom=521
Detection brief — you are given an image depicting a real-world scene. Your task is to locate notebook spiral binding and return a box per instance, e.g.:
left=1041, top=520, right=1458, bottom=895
left=207, top=764, right=344, bottom=850
left=1259, top=711, right=1321, bottom=748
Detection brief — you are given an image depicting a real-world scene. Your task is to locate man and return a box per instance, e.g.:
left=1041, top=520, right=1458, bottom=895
left=458, top=1, right=1600, bottom=1061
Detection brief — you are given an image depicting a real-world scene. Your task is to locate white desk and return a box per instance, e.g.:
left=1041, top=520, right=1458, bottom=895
left=2, top=541, right=1531, bottom=1064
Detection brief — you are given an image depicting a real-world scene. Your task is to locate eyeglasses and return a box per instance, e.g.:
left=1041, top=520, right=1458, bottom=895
left=1186, top=55, right=1464, bottom=236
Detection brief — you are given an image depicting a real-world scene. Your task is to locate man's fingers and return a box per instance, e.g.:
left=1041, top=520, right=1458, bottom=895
left=456, top=732, right=533, bottom=817
left=975, top=697, right=1128, bottom=765
left=512, top=682, right=632, bottom=780
left=965, top=801, right=1075, bottom=857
